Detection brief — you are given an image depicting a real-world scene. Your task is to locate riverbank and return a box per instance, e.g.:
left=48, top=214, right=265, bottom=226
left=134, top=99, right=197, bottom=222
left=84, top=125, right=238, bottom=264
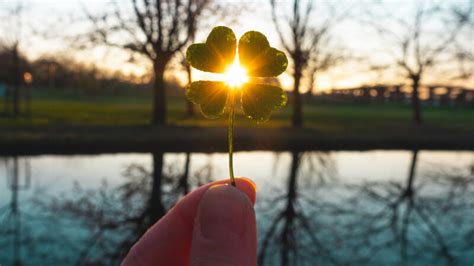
left=1, top=125, right=473, bottom=155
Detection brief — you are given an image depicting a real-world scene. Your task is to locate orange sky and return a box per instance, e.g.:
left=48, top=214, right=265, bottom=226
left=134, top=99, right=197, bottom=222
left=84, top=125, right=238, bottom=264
left=1, top=0, right=472, bottom=92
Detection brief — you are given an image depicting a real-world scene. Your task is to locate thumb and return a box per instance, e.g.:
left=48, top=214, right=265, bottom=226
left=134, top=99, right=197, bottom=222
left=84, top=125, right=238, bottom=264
left=190, top=184, right=257, bottom=266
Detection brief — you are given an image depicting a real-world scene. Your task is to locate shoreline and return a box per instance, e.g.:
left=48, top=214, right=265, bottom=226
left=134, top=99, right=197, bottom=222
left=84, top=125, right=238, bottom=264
left=1, top=125, right=473, bottom=155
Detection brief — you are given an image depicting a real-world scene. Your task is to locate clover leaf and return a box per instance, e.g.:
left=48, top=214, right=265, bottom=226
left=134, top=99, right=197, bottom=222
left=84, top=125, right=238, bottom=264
left=185, top=26, right=288, bottom=186
left=186, top=26, right=288, bottom=122
left=185, top=81, right=229, bottom=119
left=241, top=83, right=288, bottom=122
left=186, top=26, right=236, bottom=73
left=238, top=31, right=288, bottom=77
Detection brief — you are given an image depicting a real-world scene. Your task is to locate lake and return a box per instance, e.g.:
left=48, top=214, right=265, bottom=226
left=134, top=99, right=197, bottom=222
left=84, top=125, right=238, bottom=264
left=1, top=150, right=473, bottom=265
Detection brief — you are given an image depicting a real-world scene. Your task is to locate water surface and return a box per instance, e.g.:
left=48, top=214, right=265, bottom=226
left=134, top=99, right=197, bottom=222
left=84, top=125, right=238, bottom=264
left=1, top=150, right=473, bottom=265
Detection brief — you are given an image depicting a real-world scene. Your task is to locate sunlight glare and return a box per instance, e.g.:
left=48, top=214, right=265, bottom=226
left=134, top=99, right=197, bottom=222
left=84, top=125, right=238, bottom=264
left=224, top=59, right=248, bottom=88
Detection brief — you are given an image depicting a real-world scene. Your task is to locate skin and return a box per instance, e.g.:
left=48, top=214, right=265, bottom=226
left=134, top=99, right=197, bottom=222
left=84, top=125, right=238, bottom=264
left=122, top=177, right=257, bottom=266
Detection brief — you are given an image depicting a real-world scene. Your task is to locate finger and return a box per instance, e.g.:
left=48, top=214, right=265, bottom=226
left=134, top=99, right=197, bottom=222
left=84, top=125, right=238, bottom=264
left=190, top=185, right=257, bottom=266
left=122, top=177, right=256, bottom=266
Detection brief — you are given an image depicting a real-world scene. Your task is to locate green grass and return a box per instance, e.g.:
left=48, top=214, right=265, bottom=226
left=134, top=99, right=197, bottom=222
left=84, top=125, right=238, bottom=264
left=1, top=88, right=473, bottom=136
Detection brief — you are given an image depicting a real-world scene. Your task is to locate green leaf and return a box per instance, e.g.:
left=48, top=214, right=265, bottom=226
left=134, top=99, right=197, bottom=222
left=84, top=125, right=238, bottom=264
left=241, top=83, right=287, bottom=122
left=186, top=81, right=229, bottom=119
left=186, top=26, right=236, bottom=73
left=238, top=31, right=288, bottom=77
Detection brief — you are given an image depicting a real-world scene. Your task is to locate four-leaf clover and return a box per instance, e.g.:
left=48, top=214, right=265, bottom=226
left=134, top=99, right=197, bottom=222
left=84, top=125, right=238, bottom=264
left=185, top=26, right=288, bottom=186
left=186, top=26, right=288, bottom=122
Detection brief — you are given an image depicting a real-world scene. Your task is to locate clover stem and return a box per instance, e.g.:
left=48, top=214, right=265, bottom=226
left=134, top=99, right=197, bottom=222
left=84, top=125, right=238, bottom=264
left=228, top=89, right=236, bottom=187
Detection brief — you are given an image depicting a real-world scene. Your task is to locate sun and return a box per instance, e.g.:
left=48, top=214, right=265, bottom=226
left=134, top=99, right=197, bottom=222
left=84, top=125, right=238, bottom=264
left=224, top=59, right=249, bottom=88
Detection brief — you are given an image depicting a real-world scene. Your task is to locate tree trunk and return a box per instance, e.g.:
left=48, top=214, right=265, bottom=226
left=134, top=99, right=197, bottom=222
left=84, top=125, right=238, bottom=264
left=178, top=152, right=191, bottom=195
left=149, top=152, right=166, bottom=222
left=411, top=75, right=422, bottom=125
left=405, top=150, right=418, bottom=198
left=281, top=151, right=300, bottom=266
left=400, top=150, right=418, bottom=265
left=292, top=66, right=303, bottom=128
left=152, top=61, right=168, bottom=126
left=10, top=157, right=21, bottom=266
left=4, top=85, right=11, bottom=114
left=306, top=71, right=316, bottom=102
left=12, top=46, right=20, bottom=117
left=185, top=64, right=194, bottom=117
left=26, top=84, right=31, bottom=116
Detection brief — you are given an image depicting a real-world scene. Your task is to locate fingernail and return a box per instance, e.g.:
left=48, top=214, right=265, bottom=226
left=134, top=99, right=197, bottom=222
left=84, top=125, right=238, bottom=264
left=197, top=185, right=252, bottom=240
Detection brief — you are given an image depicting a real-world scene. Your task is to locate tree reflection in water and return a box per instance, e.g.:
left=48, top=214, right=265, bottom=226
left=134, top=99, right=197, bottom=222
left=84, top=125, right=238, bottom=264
left=1, top=151, right=473, bottom=265
left=258, top=150, right=474, bottom=266
left=258, top=151, right=341, bottom=266
left=0, top=157, right=31, bottom=266
left=336, top=150, right=474, bottom=265
left=29, top=152, right=214, bottom=265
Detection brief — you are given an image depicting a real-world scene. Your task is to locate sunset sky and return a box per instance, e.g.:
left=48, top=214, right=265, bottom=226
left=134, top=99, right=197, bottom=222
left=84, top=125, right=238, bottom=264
left=1, top=0, right=472, bottom=92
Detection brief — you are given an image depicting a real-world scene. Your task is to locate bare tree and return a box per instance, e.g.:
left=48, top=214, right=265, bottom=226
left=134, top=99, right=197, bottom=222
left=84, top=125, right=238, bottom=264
left=305, top=38, right=349, bottom=99
left=179, top=49, right=196, bottom=118
left=82, top=0, right=213, bottom=125
left=0, top=2, right=25, bottom=117
left=270, top=0, right=351, bottom=127
left=366, top=1, right=472, bottom=124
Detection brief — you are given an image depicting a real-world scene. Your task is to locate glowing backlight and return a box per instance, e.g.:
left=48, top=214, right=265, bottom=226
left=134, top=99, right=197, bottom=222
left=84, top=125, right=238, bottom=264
left=223, top=59, right=248, bottom=88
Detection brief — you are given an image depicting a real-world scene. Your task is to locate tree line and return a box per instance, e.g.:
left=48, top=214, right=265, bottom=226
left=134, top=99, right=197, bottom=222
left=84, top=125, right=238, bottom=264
left=0, top=51, right=145, bottom=93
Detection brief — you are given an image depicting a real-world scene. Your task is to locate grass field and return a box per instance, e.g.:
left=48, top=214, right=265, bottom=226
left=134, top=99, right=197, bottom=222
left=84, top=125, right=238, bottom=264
left=1, top=88, right=473, bottom=137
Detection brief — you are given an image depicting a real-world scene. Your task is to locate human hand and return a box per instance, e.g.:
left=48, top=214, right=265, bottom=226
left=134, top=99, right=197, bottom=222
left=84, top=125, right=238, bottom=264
left=122, top=177, right=257, bottom=266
